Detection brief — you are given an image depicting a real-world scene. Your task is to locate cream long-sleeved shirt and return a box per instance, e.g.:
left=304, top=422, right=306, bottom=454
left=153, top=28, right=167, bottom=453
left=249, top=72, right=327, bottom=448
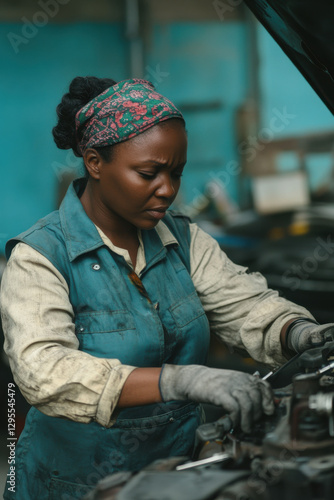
left=0, top=221, right=314, bottom=427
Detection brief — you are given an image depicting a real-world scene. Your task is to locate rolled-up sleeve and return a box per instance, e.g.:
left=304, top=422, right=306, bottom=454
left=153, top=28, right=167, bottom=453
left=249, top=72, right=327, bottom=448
left=189, top=223, right=315, bottom=367
left=0, top=243, right=136, bottom=427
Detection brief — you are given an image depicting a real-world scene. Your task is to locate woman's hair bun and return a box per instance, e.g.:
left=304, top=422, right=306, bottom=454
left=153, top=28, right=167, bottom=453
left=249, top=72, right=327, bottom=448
left=52, top=76, right=117, bottom=156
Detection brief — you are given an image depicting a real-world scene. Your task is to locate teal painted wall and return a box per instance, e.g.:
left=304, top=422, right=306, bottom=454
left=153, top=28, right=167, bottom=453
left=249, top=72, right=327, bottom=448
left=258, top=26, right=333, bottom=134
left=1, top=20, right=333, bottom=254
left=148, top=22, right=249, bottom=209
left=257, top=26, right=334, bottom=193
left=0, top=23, right=127, bottom=253
left=0, top=20, right=249, bottom=253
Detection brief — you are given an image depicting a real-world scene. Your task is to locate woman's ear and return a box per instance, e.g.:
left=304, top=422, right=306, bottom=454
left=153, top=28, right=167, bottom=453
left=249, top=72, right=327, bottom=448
left=83, top=149, right=102, bottom=180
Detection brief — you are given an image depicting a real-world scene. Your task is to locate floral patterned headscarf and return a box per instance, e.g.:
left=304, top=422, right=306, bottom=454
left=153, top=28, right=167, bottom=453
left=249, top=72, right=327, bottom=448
left=75, top=78, right=184, bottom=155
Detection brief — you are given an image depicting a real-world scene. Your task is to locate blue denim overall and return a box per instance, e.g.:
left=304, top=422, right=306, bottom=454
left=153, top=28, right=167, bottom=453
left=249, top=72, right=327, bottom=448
left=4, top=179, right=210, bottom=500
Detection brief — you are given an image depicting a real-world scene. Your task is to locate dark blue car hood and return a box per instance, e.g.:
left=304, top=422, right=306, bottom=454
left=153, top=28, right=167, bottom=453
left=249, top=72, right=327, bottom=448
left=245, top=0, right=334, bottom=114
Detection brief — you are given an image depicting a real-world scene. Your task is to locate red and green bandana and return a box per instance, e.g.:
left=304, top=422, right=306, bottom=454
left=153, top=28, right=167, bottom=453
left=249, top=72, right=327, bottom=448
left=75, top=78, right=184, bottom=155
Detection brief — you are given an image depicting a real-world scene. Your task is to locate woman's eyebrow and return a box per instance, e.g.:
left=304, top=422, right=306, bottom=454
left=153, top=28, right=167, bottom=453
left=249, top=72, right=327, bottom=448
left=141, top=161, right=167, bottom=168
left=140, top=160, right=186, bottom=169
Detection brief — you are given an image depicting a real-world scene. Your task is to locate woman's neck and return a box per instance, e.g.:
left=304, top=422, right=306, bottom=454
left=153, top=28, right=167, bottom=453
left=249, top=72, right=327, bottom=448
left=80, top=182, right=139, bottom=251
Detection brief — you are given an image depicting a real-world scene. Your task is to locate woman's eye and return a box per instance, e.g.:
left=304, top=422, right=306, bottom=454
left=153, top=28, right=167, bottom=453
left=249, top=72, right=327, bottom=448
left=138, top=170, right=183, bottom=180
left=139, top=172, right=156, bottom=179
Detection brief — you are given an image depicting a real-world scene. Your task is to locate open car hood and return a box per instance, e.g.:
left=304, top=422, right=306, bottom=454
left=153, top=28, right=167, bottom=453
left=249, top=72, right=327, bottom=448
left=244, top=0, right=334, bottom=114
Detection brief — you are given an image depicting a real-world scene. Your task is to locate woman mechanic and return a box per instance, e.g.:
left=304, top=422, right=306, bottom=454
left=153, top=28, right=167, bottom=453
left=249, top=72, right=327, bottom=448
left=2, top=77, right=334, bottom=500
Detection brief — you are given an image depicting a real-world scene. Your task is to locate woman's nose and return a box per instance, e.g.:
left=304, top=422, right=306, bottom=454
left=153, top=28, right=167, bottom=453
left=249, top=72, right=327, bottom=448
left=155, top=174, right=176, bottom=199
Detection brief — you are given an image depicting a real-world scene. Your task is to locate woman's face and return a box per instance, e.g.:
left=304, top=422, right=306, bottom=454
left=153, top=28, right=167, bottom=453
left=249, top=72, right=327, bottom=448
left=87, top=119, right=187, bottom=231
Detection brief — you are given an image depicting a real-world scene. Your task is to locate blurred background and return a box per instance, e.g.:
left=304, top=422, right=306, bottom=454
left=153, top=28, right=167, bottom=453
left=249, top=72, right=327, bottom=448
left=0, top=0, right=334, bottom=490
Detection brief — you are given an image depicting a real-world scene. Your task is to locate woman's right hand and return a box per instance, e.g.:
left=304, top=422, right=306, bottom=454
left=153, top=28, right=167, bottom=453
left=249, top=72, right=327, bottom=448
left=159, top=364, right=274, bottom=433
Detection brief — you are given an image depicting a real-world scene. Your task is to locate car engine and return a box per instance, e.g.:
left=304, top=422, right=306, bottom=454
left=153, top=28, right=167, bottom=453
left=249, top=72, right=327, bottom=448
left=84, top=342, right=334, bottom=500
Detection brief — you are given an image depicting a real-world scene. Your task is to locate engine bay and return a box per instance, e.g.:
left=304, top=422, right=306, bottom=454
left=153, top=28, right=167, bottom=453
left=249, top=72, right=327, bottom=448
left=84, top=342, right=334, bottom=500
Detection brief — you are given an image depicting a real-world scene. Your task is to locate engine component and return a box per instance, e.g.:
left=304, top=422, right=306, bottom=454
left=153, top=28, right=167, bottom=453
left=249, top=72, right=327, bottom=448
left=84, top=342, right=334, bottom=500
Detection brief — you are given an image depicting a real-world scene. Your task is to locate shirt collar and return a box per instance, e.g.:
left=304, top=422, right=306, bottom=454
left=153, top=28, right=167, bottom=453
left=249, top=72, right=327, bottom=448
left=59, top=178, right=178, bottom=262
left=154, top=219, right=178, bottom=246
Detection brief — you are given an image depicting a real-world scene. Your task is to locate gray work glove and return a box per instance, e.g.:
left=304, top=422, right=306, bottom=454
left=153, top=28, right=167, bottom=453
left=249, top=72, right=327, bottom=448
left=286, top=319, right=334, bottom=354
left=159, top=364, right=274, bottom=433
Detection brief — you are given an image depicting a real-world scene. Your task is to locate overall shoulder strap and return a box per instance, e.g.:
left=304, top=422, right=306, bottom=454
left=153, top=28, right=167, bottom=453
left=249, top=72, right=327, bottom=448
left=5, top=211, right=71, bottom=286
left=162, top=210, right=192, bottom=273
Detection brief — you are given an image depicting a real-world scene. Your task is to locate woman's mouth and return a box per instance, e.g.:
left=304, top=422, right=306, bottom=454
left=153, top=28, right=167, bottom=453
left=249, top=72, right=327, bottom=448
left=145, top=208, right=168, bottom=220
